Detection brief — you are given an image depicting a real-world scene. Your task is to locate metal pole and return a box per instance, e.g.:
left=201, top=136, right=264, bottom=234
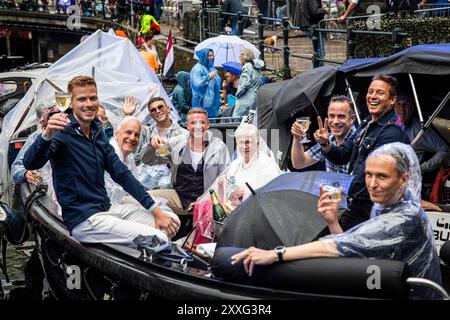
left=130, top=0, right=134, bottom=29
left=392, top=27, right=403, bottom=54
left=411, top=89, right=450, bottom=146
left=282, top=17, right=291, bottom=79
left=203, top=8, right=209, bottom=39
left=311, top=25, right=320, bottom=68
left=101, top=0, right=105, bottom=19
left=345, top=77, right=361, bottom=125
left=347, top=26, right=355, bottom=59
left=257, top=13, right=265, bottom=62
left=408, top=73, right=424, bottom=124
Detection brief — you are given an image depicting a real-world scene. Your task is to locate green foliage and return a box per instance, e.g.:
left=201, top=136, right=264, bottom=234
left=352, top=17, right=450, bottom=58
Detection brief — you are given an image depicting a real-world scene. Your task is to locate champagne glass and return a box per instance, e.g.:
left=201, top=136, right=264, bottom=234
left=296, top=117, right=311, bottom=143
left=55, top=91, right=72, bottom=113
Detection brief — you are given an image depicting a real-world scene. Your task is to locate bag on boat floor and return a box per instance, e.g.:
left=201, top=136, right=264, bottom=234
left=133, top=235, right=193, bottom=264
left=212, top=247, right=410, bottom=299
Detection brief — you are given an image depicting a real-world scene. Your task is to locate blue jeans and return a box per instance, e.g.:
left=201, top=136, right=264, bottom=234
left=231, top=22, right=239, bottom=35
left=305, top=29, right=325, bottom=66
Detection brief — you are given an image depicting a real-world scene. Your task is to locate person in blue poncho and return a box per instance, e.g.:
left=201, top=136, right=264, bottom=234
left=172, top=71, right=191, bottom=123
left=190, top=48, right=222, bottom=118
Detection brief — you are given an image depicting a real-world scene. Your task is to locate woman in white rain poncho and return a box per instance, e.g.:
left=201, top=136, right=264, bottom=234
left=231, top=142, right=443, bottom=300
left=193, top=123, right=281, bottom=243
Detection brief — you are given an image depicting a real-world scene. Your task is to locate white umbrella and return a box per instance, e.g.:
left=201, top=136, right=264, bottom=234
left=194, top=35, right=261, bottom=67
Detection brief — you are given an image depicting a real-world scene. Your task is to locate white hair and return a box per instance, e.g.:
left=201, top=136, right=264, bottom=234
left=234, top=123, right=259, bottom=142
left=115, top=116, right=142, bottom=136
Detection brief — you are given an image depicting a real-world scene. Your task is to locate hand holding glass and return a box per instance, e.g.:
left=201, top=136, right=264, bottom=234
left=323, top=182, right=342, bottom=201
left=156, top=143, right=170, bottom=157
left=296, top=117, right=311, bottom=143
left=55, top=91, right=72, bottom=113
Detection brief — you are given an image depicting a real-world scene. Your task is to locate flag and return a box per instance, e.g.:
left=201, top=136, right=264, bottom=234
left=162, top=30, right=175, bottom=80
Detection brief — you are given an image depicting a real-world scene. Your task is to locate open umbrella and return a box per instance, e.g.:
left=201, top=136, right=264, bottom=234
left=222, top=61, right=242, bottom=76
left=194, top=35, right=260, bottom=67
left=272, top=65, right=337, bottom=124
left=217, top=171, right=354, bottom=250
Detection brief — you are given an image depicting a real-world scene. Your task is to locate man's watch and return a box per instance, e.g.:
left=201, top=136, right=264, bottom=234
left=274, top=246, right=286, bottom=262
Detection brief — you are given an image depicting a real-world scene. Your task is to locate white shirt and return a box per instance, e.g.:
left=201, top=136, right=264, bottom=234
left=191, top=150, right=205, bottom=171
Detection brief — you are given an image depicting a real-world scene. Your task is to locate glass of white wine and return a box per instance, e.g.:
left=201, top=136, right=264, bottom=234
left=296, top=117, right=311, bottom=143
left=55, top=91, right=72, bottom=113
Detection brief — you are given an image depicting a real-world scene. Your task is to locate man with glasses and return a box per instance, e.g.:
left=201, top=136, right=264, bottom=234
left=133, top=97, right=188, bottom=165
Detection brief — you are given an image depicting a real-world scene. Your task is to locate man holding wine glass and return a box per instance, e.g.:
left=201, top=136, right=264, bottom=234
left=23, top=76, right=180, bottom=246
left=290, top=95, right=357, bottom=174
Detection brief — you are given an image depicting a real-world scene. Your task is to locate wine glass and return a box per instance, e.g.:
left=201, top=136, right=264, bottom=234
left=296, top=117, right=311, bottom=143
left=55, top=91, right=72, bottom=113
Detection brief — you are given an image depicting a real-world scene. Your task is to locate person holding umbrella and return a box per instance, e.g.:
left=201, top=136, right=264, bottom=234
left=230, top=142, right=443, bottom=300
left=190, top=48, right=222, bottom=118
left=232, top=48, right=265, bottom=118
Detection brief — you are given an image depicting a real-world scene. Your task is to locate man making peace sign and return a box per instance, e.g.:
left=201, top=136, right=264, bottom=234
left=314, top=74, right=409, bottom=231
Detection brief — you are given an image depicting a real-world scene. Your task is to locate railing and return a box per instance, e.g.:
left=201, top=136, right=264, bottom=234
left=3, top=2, right=450, bottom=77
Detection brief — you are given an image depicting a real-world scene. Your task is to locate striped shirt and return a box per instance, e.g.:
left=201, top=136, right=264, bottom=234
left=306, top=126, right=357, bottom=174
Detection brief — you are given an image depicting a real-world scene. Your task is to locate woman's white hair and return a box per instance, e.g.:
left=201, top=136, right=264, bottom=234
left=114, top=116, right=142, bottom=136
left=234, top=123, right=259, bottom=142
left=240, top=48, right=255, bottom=63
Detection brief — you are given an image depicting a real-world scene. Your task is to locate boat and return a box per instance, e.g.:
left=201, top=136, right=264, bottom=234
left=20, top=182, right=450, bottom=300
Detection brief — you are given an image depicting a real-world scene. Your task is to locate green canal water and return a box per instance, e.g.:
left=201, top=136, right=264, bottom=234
left=1, top=242, right=32, bottom=299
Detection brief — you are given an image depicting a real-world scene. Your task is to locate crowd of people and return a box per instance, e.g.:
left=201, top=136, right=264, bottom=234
left=7, top=54, right=449, bottom=299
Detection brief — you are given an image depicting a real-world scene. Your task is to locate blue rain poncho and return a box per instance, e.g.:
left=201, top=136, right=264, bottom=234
left=172, top=71, right=191, bottom=123
left=233, top=59, right=264, bottom=117
left=321, top=143, right=443, bottom=300
left=190, top=48, right=222, bottom=118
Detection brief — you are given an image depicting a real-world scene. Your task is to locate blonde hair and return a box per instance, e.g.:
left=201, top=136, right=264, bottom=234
left=187, top=108, right=209, bottom=123
left=67, top=76, right=97, bottom=94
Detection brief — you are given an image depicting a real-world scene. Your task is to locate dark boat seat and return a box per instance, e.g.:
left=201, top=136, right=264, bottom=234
left=212, top=247, right=410, bottom=299
left=441, top=240, right=450, bottom=266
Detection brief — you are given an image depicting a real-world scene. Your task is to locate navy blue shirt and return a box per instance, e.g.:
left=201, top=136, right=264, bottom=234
left=23, top=112, right=155, bottom=232
left=322, top=108, right=410, bottom=229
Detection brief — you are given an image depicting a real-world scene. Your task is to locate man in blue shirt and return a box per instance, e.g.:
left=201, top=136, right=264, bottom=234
left=314, top=74, right=409, bottom=231
left=23, top=76, right=180, bottom=245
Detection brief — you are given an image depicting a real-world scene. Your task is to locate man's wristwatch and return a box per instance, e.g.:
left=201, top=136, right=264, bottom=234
left=274, top=246, right=286, bottom=262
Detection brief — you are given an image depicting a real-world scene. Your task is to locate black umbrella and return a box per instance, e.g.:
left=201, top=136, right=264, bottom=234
left=272, top=65, right=338, bottom=124
left=217, top=171, right=354, bottom=250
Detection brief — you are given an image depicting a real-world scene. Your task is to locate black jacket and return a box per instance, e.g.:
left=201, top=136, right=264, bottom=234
left=322, top=108, right=409, bottom=228
left=298, top=0, right=325, bottom=30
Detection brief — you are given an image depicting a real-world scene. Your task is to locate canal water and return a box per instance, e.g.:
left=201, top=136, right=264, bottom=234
left=1, top=241, right=33, bottom=299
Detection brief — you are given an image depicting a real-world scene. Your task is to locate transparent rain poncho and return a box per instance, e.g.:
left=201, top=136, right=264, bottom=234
left=0, top=30, right=178, bottom=204
left=193, top=124, right=282, bottom=243
left=321, top=142, right=443, bottom=300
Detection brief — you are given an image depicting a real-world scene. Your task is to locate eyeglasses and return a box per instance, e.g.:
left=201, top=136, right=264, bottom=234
left=149, top=104, right=166, bottom=114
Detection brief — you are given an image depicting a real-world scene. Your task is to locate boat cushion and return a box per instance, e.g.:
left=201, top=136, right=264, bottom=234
left=212, top=247, right=410, bottom=299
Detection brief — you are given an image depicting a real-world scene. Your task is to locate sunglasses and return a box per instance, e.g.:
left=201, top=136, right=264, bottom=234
left=149, top=104, right=166, bottom=114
